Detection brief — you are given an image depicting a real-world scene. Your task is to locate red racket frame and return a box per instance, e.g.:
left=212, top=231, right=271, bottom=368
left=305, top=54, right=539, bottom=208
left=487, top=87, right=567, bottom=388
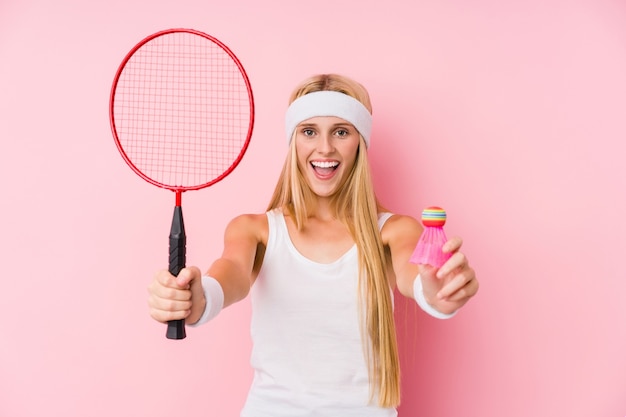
left=109, top=28, right=255, bottom=205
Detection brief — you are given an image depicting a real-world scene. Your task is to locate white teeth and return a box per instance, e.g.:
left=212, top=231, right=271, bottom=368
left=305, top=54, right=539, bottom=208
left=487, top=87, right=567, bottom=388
left=311, top=161, right=339, bottom=168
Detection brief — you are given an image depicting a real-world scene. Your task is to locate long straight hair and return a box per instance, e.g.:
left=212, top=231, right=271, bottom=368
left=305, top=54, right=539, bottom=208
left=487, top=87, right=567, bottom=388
left=266, top=74, right=401, bottom=407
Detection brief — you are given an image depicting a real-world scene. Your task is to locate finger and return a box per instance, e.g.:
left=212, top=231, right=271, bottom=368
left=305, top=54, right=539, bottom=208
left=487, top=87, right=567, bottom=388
left=437, top=268, right=475, bottom=299
left=153, top=269, right=178, bottom=288
left=148, top=271, right=193, bottom=301
left=441, top=276, right=479, bottom=303
left=442, top=236, right=463, bottom=254
left=436, top=251, right=468, bottom=279
left=149, top=283, right=193, bottom=302
left=148, top=304, right=191, bottom=323
left=148, top=291, right=193, bottom=313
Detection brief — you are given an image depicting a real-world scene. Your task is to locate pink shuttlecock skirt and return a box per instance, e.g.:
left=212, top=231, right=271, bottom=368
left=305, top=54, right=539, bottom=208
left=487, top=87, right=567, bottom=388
left=409, top=226, right=451, bottom=268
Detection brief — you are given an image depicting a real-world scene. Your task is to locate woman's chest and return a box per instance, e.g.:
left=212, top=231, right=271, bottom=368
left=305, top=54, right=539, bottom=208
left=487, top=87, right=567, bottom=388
left=286, top=219, right=354, bottom=264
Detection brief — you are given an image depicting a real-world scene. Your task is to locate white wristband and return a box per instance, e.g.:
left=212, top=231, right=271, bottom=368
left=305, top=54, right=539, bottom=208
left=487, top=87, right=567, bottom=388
left=188, top=275, right=224, bottom=327
left=413, top=274, right=457, bottom=320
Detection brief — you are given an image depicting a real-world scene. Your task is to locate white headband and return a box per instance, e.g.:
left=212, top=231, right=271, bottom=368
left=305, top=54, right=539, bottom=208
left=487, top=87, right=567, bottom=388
left=284, top=91, right=372, bottom=147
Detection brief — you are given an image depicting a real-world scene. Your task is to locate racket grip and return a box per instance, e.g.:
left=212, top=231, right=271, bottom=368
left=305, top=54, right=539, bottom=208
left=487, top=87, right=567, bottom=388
left=167, top=205, right=187, bottom=340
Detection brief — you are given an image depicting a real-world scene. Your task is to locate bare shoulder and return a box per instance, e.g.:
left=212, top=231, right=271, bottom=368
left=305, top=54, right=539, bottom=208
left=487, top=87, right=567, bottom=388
left=380, top=213, right=423, bottom=247
left=225, top=212, right=269, bottom=245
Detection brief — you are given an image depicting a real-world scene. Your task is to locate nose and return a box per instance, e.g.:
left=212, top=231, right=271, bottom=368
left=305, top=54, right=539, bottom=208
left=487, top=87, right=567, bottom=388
left=317, top=132, right=335, bottom=153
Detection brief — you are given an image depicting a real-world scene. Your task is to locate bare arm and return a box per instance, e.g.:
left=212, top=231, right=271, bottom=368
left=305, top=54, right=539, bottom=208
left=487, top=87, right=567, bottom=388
left=382, top=214, right=423, bottom=297
left=207, top=213, right=266, bottom=308
left=148, top=213, right=266, bottom=325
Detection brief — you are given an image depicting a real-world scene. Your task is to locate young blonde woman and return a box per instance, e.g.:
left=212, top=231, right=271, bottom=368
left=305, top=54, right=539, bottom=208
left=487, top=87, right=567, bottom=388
left=148, top=73, right=479, bottom=416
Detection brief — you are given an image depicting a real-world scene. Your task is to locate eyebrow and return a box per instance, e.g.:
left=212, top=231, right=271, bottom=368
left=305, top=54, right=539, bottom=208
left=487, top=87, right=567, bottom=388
left=298, top=122, right=354, bottom=129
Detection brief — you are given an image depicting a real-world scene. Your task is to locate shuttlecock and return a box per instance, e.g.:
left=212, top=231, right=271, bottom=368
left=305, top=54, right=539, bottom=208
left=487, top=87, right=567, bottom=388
left=409, top=206, right=452, bottom=268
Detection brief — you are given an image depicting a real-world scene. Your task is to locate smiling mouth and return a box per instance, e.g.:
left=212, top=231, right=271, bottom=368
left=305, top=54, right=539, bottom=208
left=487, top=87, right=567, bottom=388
left=311, top=161, right=339, bottom=177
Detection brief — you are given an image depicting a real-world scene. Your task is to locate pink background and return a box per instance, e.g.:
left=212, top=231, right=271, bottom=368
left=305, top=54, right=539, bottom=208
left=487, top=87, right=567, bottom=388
left=1, top=0, right=625, bottom=416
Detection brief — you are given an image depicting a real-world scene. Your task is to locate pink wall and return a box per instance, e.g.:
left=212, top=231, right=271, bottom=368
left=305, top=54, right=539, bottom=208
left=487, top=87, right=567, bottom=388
left=1, top=0, right=625, bottom=416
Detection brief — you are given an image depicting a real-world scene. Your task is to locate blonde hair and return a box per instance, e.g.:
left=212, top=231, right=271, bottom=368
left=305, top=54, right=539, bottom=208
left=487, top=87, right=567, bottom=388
left=267, top=74, right=401, bottom=407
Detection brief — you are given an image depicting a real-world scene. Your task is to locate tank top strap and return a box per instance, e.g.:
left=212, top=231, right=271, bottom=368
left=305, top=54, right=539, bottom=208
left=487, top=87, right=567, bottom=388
left=265, top=209, right=285, bottom=253
left=377, top=212, right=394, bottom=230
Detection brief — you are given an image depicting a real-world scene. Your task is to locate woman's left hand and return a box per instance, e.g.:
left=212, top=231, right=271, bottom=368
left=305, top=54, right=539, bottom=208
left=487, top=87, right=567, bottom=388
left=418, top=237, right=479, bottom=315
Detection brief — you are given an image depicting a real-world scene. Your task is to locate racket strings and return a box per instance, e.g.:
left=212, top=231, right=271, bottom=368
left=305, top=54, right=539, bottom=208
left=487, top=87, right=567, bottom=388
left=113, top=31, right=252, bottom=188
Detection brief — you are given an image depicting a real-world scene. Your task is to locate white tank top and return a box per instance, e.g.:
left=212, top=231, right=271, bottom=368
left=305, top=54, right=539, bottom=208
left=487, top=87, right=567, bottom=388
left=241, top=210, right=397, bottom=417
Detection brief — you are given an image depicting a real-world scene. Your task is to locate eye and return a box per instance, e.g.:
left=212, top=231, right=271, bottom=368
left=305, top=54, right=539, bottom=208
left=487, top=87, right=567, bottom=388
left=335, top=128, right=350, bottom=137
left=302, top=128, right=315, bottom=137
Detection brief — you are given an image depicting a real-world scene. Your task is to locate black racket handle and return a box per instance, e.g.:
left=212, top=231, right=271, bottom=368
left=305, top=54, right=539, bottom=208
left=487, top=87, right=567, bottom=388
left=166, top=205, right=187, bottom=340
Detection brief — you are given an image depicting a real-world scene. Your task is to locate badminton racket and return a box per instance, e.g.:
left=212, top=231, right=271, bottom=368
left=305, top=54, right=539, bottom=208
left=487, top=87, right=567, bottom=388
left=109, top=28, right=254, bottom=339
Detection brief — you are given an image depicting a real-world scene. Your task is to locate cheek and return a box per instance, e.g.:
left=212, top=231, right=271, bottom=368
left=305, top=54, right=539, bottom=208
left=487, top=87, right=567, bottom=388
left=341, top=160, right=357, bottom=177
left=295, top=153, right=311, bottom=176
left=294, top=142, right=307, bottom=164
left=342, top=142, right=360, bottom=165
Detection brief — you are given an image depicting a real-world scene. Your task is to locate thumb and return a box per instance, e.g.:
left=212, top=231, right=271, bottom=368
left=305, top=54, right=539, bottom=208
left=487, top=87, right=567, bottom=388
left=175, top=266, right=199, bottom=288
left=418, top=263, right=439, bottom=281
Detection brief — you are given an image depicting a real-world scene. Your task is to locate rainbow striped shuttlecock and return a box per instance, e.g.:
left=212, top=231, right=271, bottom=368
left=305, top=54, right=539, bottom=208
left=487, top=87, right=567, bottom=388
left=409, top=206, right=452, bottom=268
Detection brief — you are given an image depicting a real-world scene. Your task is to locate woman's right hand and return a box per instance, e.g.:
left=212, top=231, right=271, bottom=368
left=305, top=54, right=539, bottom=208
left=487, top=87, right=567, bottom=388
left=147, top=266, right=206, bottom=324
